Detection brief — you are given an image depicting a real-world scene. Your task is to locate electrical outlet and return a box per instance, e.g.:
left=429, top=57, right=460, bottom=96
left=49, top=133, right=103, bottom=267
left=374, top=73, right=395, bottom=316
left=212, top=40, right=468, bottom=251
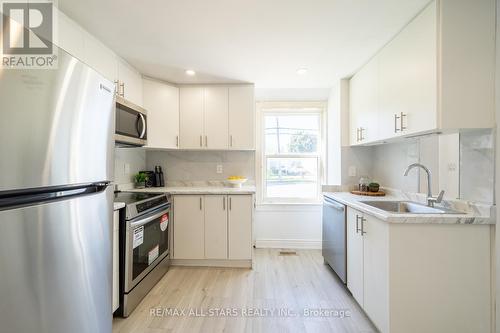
left=124, top=163, right=130, bottom=174
left=216, top=164, right=223, bottom=174
left=348, top=166, right=357, bottom=177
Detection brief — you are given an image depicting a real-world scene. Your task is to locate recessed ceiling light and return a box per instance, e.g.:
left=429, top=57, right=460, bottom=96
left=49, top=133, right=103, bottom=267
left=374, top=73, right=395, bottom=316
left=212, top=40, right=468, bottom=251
left=185, top=69, right=196, bottom=76
left=296, top=68, right=308, bottom=75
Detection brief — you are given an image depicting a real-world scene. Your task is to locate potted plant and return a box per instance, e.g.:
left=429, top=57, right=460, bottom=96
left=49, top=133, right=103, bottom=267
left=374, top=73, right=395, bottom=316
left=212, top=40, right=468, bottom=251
left=368, top=182, right=380, bottom=192
left=134, top=172, right=148, bottom=189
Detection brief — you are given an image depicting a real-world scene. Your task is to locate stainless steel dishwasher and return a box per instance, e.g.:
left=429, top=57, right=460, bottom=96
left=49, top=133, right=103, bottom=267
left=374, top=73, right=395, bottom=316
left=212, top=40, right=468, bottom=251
left=322, top=195, right=347, bottom=283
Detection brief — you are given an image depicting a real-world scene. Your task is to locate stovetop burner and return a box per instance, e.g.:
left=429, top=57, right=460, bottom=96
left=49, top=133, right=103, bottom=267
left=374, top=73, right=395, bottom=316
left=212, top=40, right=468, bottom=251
left=114, top=191, right=169, bottom=220
left=114, top=192, right=163, bottom=205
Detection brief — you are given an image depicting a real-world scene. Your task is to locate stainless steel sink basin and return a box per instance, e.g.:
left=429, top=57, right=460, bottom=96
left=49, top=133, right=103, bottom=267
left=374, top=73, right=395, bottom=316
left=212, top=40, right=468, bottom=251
left=359, top=201, right=465, bottom=214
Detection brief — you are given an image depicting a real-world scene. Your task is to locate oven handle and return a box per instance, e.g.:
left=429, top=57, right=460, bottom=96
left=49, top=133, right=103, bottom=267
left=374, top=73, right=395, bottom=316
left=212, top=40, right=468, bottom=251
left=130, top=208, right=169, bottom=229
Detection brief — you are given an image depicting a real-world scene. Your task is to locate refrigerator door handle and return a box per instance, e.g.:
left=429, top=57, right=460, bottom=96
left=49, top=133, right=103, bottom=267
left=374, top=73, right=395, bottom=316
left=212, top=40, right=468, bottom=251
left=0, top=183, right=109, bottom=210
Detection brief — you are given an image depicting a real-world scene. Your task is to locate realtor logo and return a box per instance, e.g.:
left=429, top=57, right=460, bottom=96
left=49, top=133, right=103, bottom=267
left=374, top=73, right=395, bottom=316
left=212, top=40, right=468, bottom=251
left=1, top=1, right=57, bottom=68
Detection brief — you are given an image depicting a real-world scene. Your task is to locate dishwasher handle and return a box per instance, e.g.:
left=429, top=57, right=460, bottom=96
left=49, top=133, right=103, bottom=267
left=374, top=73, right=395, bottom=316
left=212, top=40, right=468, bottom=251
left=323, top=198, right=345, bottom=211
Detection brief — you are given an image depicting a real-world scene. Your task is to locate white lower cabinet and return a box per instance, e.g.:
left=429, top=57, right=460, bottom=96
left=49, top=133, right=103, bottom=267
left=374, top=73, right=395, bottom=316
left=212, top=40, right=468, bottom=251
left=347, top=208, right=388, bottom=332
left=204, top=195, right=228, bottom=259
left=228, top=195, right=253, bottom=260
left=173, top=195, right=205, bottom=259
left=346, top=207, right=492, bottom=333
left=112, top=210, right=120, bottom=313
left=362, top=214, right=389, bottom=333
left=346, top=208, right=364, bottom=305
left=173, top=194, right=253, bottom=263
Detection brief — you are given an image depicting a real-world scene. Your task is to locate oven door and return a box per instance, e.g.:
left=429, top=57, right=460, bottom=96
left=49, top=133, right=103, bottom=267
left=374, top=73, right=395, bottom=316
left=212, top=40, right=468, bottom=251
left=125, top=205, right=169, bottom=292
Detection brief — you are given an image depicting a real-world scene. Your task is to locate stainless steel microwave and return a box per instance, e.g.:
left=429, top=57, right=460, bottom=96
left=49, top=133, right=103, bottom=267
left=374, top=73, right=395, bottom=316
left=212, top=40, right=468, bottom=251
left=115, top=95, right=147, bottom=146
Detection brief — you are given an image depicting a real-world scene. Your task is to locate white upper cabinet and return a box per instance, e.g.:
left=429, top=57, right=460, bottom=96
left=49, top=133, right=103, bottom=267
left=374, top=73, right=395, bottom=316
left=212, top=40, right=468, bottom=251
left=204, top=87, right=229, bottom=149
left=54, top=8, right=145, bottom=104
left=349, top=0, right=495, bottom=146
left=56, top=10, right=85, bottom=62
left=83, top=32, right=118, bottom=84
left=228, top=86, right=255, bottom=150
left=349, top=56, right=379, bottom=145
left=179, top=85, right=254, bottom=150
left=117, top=59, right=143, bottom=106
left=378, top=3, right=437, bottom=139
left=143, top=78, right=179, bottom=149
left=179, top=87, right=205, bottom=149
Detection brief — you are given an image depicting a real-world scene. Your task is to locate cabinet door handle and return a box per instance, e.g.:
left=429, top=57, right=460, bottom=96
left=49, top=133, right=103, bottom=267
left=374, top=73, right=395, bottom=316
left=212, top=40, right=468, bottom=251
left=400, top=112, right=407, bottom=131
left=229, top=197, right=232, bottom=210
left=355, top=215, right=361, bottom=233
left=205, top=135, right=208, bottom=147
left=199, top=197, right=202, bottom=210
left=114, top=80, right=119, bottom=95
left=356, top=128, right=359, bottom=142
left=394, top=114, right=401, bottom=133
left=199, top=135, right=203, bottom=147
left=361, top=217, right=367, bottom=235
left=230, top=135, right=233, bottom=147
left=120, top=82, right=125, bottom=97
left=223, top=196, right=226, bottom=210
left=176, top=136, right=179, bottom=147
left=358, top=128, right=364, bottom=141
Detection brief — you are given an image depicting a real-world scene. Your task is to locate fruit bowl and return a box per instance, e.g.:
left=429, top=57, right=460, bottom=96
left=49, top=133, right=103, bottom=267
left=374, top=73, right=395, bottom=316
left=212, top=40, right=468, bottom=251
left=226, top=177, right=248, bottom=188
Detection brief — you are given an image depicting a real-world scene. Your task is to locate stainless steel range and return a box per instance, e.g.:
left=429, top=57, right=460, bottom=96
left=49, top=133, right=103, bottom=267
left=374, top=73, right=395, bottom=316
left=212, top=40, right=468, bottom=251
left=114, top=192, right=171, bottom=317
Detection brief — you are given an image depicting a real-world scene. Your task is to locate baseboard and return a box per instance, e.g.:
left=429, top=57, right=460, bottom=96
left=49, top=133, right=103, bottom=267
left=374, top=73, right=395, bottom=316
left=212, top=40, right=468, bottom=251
left=254, top=239, right=322, bottom=249
left=171, top=259, right=252, bottom=268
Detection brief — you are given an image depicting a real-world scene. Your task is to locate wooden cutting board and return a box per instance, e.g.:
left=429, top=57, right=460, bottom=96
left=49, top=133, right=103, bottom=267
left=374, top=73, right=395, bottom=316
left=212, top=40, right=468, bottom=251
left=350, top=190, right=386, bottom=197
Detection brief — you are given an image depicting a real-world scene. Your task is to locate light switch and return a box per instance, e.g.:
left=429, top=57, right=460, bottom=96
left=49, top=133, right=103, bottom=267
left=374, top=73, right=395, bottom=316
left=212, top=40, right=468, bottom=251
left=124, top=163, right=130, bottom=174
left=348, top=166, right=357, bottom=177
left=216, top=164, right=223, bottom=174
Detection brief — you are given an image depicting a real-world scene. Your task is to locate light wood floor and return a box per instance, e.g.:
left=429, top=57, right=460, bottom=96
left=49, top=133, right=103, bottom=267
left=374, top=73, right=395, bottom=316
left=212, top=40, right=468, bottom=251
left=113, top=249, right=376, bottom=333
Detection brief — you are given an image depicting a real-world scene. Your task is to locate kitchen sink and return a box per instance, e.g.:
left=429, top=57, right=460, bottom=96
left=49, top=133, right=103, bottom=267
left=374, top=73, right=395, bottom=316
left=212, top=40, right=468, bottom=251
left=359, top=201, right=465, bottom=214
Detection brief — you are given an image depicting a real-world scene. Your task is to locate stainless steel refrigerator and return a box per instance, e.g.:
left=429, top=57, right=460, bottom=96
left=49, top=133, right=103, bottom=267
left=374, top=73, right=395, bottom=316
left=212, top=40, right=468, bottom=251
left=0, top=47, right=115, bottom=333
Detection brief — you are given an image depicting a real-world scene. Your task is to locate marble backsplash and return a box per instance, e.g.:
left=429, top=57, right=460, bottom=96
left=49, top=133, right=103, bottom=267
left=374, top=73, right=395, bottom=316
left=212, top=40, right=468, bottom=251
left=146, top=151, right=256, bottom=183
left=345, top=129, right=495, bottom=204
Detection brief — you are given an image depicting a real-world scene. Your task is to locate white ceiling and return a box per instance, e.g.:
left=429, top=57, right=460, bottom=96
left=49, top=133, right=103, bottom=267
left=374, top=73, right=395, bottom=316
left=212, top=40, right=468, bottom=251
left=59, top=0, right=430, bottom=99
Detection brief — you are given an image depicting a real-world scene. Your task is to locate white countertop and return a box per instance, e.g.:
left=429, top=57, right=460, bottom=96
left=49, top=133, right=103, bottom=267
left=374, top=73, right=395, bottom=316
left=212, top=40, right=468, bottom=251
left=128, top=186, right=256, bottom=195
left=113, top=202, right=125, bottom=211
left=324, top=191, right=494, bottom=225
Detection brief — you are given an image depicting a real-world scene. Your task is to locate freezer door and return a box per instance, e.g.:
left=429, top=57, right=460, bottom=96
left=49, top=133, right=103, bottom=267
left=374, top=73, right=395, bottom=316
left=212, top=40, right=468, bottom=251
left=0, top=47, right=115, bottom=191
left=0, top=186, right=113, bottom=333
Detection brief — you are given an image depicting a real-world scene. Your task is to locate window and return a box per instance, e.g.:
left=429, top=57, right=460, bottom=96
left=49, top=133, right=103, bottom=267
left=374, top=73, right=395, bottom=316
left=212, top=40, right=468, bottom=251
left=258, top=103, right=325, bottom=203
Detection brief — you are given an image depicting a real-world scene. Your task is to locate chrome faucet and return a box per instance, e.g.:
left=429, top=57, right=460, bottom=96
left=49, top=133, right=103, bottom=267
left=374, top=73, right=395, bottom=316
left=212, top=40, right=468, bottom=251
left=403, top=163, right=445, bottom=207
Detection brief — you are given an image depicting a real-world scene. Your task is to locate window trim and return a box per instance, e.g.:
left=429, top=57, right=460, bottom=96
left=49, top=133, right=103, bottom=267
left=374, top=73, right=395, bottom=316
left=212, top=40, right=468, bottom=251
left=256, top=101, right=327, bottom=205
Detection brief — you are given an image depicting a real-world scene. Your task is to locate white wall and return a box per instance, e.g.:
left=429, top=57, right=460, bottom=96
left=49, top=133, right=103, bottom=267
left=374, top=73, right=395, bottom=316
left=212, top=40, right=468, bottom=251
left=114, top=148, right=146, bottom=186
left=254, top=205, right=323, bottom=249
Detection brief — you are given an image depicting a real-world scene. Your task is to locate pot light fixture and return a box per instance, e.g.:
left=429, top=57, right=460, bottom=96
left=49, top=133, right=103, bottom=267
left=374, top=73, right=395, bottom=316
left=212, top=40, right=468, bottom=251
left=185, top=69, right=196, bottom=76
left=296, top=68, right=308, bottom=75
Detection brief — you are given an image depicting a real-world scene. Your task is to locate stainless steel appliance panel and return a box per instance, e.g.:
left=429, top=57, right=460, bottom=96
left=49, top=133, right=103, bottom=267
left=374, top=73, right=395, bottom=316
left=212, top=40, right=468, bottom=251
left=0, top=48, right=115, bottom=192
left=0, top=186, right=114, bottom=333
left=115, top=95, right=147, bottom=146
left=322, top=196, right=347, bottom=283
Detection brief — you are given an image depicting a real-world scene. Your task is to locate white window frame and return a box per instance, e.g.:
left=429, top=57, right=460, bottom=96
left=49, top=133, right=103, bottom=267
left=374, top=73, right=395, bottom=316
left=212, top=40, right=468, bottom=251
left=256, top=101, right=327, bottom=204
